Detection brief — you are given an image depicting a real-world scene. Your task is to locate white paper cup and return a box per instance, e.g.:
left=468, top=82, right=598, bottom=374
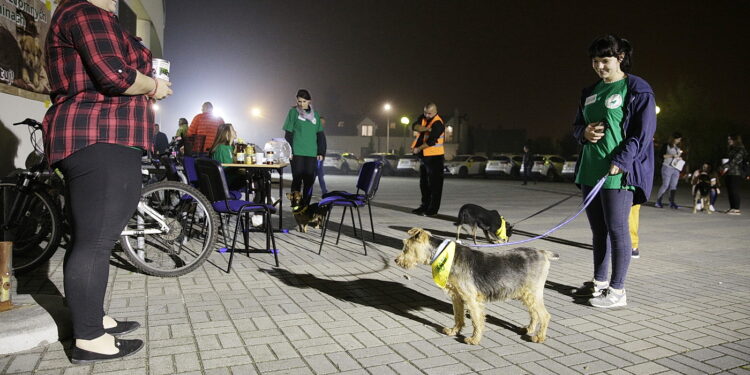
left=255, top=153, right=265, bottom=164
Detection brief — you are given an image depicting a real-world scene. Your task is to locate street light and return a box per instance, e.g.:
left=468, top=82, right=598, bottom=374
left=384, top=103, right=391, bottom=153
left=250, top=107, right=262, bottom=118
left=400, top=116, right=410, bottom=151
left=655, top=105, right=661, bottom=115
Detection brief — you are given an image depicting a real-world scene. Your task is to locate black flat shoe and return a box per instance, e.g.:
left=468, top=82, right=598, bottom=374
left=71, top=338, right=144, bottom=365
left=104, top=320, right=140, bottom=336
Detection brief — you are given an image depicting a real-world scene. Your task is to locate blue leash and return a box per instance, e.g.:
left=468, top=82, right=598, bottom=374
left=461, top=175, right=608, bottom=248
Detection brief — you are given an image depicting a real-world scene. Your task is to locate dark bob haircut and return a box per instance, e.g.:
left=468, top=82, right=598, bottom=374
left=296, top=89, right=312, bottom=100
left=588, top=34, right=633, bottom=73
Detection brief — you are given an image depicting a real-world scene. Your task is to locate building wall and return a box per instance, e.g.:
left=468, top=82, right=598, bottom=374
left=0, top=0, right=164, bottom=174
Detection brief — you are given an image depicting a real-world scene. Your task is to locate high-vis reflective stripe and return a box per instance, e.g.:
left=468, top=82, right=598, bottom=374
left=411, top=114, right=445, bottom=156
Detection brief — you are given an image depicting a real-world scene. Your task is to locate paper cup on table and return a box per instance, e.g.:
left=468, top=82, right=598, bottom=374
left=255, top=153, right=265, bottom=164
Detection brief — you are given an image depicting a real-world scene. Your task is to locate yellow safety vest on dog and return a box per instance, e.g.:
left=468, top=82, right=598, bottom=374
left=496, top=217, right=509, bottom=242
left=431, top=239, right=455, bottom=288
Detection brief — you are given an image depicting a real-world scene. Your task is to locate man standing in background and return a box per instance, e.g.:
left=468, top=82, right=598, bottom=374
left=410, top=102, right=445, bottom=217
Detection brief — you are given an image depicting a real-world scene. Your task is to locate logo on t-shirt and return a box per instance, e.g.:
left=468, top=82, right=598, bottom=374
left=605, top=94, right=623, bottom=109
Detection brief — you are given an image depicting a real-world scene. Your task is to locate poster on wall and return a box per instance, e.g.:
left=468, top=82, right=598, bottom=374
left=0, top=0, right=52, bottom=101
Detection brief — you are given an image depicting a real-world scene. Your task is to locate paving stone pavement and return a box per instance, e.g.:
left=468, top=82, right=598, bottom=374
left=2, top=175, right=750, bottom=374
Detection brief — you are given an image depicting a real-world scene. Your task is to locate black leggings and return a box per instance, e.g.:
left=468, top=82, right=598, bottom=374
left=291, top=155, right=317, bottom=205
left=59, top=143, right=142, bottom=339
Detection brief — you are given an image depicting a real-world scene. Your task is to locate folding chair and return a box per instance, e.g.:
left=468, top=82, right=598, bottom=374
left=318, top=161, right=383, bottom=255
left=195, top=158, right=278, bottom=271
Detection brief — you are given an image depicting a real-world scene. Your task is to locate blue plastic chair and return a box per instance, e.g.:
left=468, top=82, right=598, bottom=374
left=195, top=158, right=278, bottom=271
left=318, top=161, right=383, bottom=255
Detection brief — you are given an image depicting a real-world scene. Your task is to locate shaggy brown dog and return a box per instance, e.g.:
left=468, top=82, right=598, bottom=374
left=395, top=227, right=557, bottom=345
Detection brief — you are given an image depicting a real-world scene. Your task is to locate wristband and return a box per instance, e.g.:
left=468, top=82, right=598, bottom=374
left=147, top=78, right=158, bottom=98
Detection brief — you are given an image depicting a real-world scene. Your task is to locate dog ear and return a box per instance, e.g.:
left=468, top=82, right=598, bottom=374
left=285, top=192, right=292, bottom=199
left=407, top=227, right=422, bottom=237
left=407, top=227, right=431, bottom=243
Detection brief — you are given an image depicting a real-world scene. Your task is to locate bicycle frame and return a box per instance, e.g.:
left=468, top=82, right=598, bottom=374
left=120, top=200, right=170, bottom=237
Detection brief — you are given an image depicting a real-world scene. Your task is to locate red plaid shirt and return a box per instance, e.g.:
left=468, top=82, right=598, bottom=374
left=43, top=0, right=154, bottom=165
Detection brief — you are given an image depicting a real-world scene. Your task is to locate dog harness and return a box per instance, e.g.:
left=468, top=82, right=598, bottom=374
left=495, top=217, right=509, bottom=242
left=431, top=239, right=456, bottom=288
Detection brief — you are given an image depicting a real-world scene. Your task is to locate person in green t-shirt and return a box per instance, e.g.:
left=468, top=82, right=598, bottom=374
left=209, top=123, right=244, bottom=191
left=283, top=89, right=326, bottom=207
left=175, top=117, right=189, bottom=139
left=571, top=35, right=657, bottom=309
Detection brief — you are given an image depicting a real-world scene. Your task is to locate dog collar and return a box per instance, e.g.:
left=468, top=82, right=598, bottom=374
left=431, top=239, right=456, bottom=288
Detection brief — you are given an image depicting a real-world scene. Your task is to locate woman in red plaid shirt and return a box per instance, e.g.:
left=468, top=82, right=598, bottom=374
left=43, top=0, right=171, bottom=364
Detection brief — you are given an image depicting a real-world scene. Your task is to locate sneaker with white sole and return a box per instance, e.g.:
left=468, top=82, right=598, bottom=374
left=631, top=248, right=640, bottom=258
left=709, top=205, right=716, bottom=212
left=589, top=288, right=627, bottom=308
left=572, top=280, right=609, bottom=298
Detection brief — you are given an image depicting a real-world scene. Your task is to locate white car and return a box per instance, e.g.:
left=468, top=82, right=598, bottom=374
left=523, top=154, right=565, bottom=181
left=561, top=155, right=578, bottom=181
left=444, top=155, right=488, bottom=178
left=485, top=155, right=514, bottom=176
left=323, top=152, right=361, bottom=174
left=364, top=153, right=399, bottom=175
left=396, top=155, right=420, bottom=176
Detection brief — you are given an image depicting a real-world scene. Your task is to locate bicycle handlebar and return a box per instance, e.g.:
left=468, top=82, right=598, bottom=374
left=13, top=118, right=43, bottom=130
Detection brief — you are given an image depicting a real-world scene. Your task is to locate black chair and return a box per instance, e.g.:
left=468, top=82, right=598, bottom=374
left=183, top=134, right=207, bottom=157
left=318, top=161, right=383, bottom=255
left=195, top=158, right=278, bottom=271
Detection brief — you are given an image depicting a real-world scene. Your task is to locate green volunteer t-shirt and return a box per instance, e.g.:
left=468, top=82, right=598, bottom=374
left=575, top=78, right=633, bottom=190
left=211, top=144, right=234, bottom=164
left=282, top=107, right=322, bottom=157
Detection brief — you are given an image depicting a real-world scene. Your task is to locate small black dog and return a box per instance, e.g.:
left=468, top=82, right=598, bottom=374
left=455, top=204, right=514, bottom=244
left=693, top=174, right=712, bottom=215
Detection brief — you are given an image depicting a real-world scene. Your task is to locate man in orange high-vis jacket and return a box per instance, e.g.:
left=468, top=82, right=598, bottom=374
left=187, top=102, right=224, bottom=153
left=410, top=102, right=445, bottom=216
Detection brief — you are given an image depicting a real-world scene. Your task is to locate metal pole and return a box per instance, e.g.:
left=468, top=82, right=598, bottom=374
left=386, top=114, right=390, bottom=154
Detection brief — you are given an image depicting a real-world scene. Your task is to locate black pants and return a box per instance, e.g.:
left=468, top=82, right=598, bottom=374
left=419, top=155, right=444, bottom=214
left=291, top=155, right=317, bottom=205
left=523, top=165, right=535, bottom=184
left=59, top=143, right=142, bottom=339
left=725, top=174, right=742, bottom=210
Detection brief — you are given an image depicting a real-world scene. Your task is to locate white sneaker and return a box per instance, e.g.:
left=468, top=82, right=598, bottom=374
left=251, top=215, right=264, bottom=227
left=709, top=205, right=716, bottom=212
left=590, top=288, right=627, bottom=308
left=696, top=202, right=703, bottom=210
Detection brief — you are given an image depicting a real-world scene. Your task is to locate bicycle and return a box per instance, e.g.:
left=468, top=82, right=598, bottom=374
left=1, top=118, right=64, bottom=274
left=4, top=119, right=220, bottom=277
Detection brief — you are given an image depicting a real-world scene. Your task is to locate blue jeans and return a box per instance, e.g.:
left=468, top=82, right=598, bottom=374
left=316, top=160, right=327, bottom=195
left=582, top=185, right=634, bottom=290
left=656, top=164, right=680, bottom=201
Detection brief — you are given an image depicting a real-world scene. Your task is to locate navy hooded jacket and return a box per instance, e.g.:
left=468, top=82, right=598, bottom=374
left=573, top=74, right=657, bottom=205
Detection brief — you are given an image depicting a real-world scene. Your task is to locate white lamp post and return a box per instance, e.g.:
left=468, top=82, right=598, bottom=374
left=384, top=103, right=392, bottom=153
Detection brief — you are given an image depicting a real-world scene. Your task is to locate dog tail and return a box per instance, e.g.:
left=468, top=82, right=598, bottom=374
left=542, top=250, right=560, bottom=260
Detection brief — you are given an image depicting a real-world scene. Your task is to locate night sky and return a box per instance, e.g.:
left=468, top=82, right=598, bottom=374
left=161, top=0, right=748, bottom=144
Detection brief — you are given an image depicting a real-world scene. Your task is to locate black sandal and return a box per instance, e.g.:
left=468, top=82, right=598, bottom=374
left=104, top=320, right=140, bottom=336
left=71, top=338, right=144, bottom=365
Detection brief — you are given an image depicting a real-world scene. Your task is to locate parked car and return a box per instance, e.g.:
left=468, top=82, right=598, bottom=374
left=444, top=155, right=488, bottom=178
left=323, top=152, right=361, bottom=174
left=396, top=155, right=420, bottom=176
left=485, top=154, right=514, bottom=176
left=561, top=155, right=578, bottom=181
left=363, top=152, right=399, bottom=175
left=511, top=154, right=523, bottom=176
left=524, top=154, right=565, bottom=180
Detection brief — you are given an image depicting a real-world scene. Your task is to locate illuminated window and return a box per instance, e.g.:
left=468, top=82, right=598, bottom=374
left=361, top=125, right=373, bottom=136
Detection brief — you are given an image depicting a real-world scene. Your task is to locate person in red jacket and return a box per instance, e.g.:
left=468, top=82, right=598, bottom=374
left=187, top=101, right=224, bottom=153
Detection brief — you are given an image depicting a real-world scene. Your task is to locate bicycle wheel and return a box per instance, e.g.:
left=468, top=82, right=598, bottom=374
left=0, top=182, right=63, bottom=273
left=120, top=181, right=218, bottom=277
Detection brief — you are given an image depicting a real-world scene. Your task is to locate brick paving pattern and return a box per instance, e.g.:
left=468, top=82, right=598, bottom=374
left=2, top=176, right=749, bottom=374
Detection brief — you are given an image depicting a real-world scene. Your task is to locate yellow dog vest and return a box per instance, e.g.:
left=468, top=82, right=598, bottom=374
left=431, top=239, right=456, bottom=288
